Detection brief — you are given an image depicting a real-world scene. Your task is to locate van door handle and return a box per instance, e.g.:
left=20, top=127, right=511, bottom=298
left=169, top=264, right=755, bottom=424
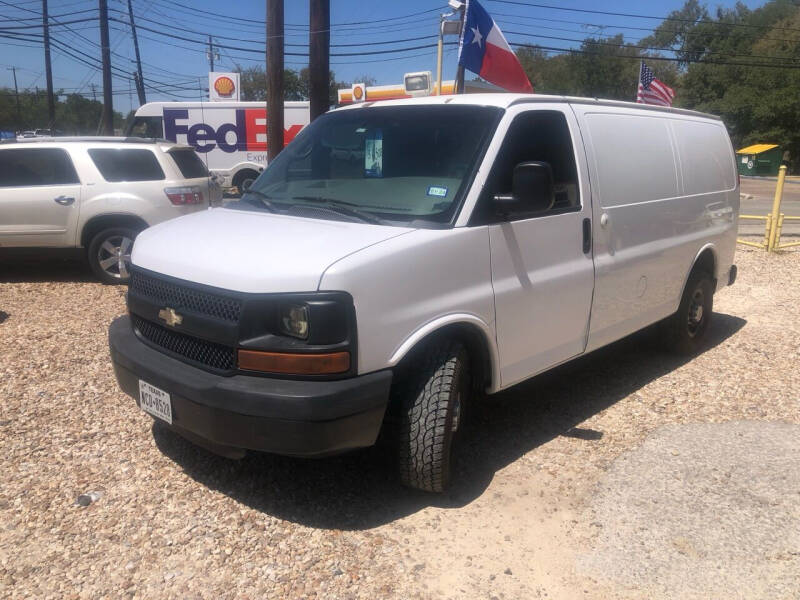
left=582, top=218, right=591, bottom=254
left=54, top=195, right=75, bottom=206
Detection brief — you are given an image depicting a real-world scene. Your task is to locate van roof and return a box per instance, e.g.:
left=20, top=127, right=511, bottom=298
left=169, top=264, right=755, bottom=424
left=336, top=93, right=721, bottom=121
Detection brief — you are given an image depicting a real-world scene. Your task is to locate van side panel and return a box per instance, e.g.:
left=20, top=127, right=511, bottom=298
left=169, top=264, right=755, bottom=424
left=670, top=118, right=739, bottom=288
left=573, top=106, right=738, bottom=353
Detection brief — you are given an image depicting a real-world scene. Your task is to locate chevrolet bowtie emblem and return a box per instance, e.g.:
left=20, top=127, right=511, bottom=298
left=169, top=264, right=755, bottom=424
left=158, top=307, right=183, bottom=327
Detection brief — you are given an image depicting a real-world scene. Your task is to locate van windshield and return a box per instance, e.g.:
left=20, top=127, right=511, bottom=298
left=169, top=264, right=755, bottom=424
left=245, top=105, right=501, bottom=225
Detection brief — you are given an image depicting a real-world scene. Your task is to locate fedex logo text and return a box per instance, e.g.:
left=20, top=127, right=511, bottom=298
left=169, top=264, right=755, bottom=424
left=163, top=108, right=303, bottom=154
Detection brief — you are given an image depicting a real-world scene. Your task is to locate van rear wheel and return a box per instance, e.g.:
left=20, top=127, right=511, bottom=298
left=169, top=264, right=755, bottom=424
left=663, top=270, right=714, bottom=354
left=396, top=340, right=469, bottom=493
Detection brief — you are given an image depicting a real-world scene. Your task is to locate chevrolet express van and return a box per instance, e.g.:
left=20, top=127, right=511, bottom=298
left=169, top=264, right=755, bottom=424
left=109, top=94, right=739, bottom=492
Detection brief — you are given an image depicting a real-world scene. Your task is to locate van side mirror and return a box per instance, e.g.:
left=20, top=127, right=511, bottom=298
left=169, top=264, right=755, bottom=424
left=493, top=161, right=555, bottom=215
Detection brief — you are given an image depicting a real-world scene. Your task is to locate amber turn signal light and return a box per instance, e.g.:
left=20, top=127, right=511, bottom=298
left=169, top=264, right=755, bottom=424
left=238, top=349, right=350, bottom=375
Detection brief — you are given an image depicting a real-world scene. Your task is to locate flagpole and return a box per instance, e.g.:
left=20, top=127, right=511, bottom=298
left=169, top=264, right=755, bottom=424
left=435, top=16, right=444, bottom=95
left=454, top=0, right=468, bottom=93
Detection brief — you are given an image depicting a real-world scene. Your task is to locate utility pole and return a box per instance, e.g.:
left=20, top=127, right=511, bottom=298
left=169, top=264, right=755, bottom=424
left=267, top=0, right=284, bottom=161
left=308, top=0, right=329, bottom=121
left=133, top=72, right=145, bottom=106
left=99, top=0, right=114, bottom=134
left=42, top=0, right=56, bottom=126
left=90, top=83, right=97, bottom=102
left=207, top=36, right=216, bottom=72
left=127, top=0, right=146, bottom=104
left=7, top=67, right=21, bottom=128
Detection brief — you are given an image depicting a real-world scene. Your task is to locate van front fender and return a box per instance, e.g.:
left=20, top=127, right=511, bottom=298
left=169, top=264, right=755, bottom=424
left=388, top=314, right=502, bottom=394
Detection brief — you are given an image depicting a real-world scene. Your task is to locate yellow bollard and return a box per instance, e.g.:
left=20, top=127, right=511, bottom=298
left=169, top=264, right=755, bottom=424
left=767, top=165, right=787, bottom=252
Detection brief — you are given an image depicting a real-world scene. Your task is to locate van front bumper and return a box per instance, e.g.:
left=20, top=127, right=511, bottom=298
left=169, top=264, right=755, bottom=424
left=108, top=316, right=392, bottom=458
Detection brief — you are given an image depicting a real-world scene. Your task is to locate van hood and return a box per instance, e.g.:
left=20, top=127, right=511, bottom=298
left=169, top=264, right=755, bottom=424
left=131, top=207, right=413, bottom=293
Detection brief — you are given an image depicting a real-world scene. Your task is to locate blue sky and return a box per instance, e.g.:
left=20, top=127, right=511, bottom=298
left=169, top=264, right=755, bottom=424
left=0, top=0, right=767, bottom=114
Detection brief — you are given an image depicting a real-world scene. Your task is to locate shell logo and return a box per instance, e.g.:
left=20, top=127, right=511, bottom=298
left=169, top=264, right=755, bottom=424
left=352, top=83, right=366, bottom=102
left=214, top=76, right=236, bottom=97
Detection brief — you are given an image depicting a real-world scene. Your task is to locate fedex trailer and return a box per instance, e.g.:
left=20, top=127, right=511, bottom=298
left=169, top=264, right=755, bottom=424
left=126, top=101, right=310, bottom=191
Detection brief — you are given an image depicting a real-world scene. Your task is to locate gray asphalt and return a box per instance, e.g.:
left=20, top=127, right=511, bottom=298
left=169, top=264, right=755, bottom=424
left=578, top=421, right=800, bottom=600
left=739, top=178, right=800, bottom=237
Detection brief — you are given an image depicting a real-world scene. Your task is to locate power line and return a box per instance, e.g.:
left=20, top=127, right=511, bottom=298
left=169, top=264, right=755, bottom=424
left=108, top=8, right=442, bottom=49
left=0, top=17, right=98, bottom=30
left=0, top=9, right=96, bottom=24
left=510, top=40, right=800, bottom=70
left=150, top=0, right=440, bottom=28
left=107, top=16, right=451, bottom=58
left=488, top=0, right=800, bottom=34
left=504, top=30, right=800, bottom=66
left=491, top=11, right=800, bottom=47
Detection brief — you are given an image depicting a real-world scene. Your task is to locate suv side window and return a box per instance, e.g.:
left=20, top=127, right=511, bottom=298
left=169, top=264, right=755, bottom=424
left=471, top=110, right=580, bottom=224
left=0, top=148, right=80, bottom=187
left=88, top=148, right=165, bottom=182
left=168, top=149, right=208, bottom=179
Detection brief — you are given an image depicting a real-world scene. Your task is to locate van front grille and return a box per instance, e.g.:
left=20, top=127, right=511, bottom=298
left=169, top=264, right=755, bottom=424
left=132, top=315, right=235, bottom=372
left=129, top=270, right=242, bottom=323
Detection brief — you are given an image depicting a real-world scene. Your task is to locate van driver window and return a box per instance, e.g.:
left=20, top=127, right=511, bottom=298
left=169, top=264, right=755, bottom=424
left=472, top=110, right=580, bottom=224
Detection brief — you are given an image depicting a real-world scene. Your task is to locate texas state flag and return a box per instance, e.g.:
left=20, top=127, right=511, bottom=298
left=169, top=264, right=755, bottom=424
left=458, top=0, right=533, bottom=93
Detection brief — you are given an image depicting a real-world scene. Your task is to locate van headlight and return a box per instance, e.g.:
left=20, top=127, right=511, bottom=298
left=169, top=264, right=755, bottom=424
left=279, top=304, right=309, bottom=339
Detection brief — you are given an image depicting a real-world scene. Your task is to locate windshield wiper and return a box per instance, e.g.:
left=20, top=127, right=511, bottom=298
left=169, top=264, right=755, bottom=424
left=242, top=188, right=276, bottom=212
left=291, top=195, right=384, bottom=225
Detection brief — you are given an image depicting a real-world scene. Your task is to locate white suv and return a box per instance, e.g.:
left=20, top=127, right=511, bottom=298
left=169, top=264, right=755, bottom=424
left=0, top=137, right=221, bottom=283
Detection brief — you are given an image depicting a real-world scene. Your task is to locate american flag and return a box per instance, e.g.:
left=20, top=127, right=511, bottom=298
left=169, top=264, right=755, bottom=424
left=636, top=61, right=675, bottom=107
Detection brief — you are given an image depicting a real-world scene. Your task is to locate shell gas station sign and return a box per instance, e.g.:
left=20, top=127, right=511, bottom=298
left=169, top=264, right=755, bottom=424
left=209, top=72, right=241, bottom=102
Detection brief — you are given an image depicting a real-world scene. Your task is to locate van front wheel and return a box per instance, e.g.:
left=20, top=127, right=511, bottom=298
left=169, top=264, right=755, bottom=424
left=396, top=340, right=469, bottom=493
left=664, top=270, right=714, bottom=354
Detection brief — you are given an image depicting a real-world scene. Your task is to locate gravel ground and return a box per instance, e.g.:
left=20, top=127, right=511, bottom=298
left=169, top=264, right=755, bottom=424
left=1, top=245, right=798, bottom=599
left=578, top=421, right=800, bottom=599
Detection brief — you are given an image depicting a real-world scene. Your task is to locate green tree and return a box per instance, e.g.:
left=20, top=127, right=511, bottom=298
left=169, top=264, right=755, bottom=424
left=0, top=89, right=123, bottom=134
left=669, top=0, right=800, bottom=168
left=236, top=65, right=350, bottom=105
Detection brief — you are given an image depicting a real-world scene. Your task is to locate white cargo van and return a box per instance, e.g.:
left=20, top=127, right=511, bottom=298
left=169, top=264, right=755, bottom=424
left=109, top=94, right=739, bottom=492
left=126, top=101, right=310, bottom=191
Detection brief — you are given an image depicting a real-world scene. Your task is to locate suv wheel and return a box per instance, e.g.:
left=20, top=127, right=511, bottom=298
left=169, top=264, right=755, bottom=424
left=396, top=340, right=470, bottom=493
left=663, top=269, right=714, bottom=354
left=87, top=227, right=138, bottom=284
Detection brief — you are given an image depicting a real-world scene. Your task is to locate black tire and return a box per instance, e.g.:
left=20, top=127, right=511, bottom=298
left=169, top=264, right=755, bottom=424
left=233, top=169, right=258, bottom=194
left=396, top=340, right=470, bottom=493
left=663, top=270, right=714, bottom=354
left=87, top=227, right=138, bottom=284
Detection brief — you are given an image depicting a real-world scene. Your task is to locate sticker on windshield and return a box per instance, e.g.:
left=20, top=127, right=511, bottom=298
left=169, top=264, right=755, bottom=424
left=364, top=129, right=383, bottom=178
left=427, top=186, right=448, bottom=197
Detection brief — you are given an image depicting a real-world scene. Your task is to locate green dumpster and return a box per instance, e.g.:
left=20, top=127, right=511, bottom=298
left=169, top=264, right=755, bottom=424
left=736, top=144, right=782, bottom=177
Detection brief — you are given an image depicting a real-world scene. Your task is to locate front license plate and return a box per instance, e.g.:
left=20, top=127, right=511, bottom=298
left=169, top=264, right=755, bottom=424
left=138, top=380, right=172, bottom=425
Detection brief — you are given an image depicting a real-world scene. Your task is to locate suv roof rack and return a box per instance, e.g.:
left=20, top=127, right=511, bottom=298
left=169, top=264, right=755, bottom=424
left=0, top=136, right=169, bottom=145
